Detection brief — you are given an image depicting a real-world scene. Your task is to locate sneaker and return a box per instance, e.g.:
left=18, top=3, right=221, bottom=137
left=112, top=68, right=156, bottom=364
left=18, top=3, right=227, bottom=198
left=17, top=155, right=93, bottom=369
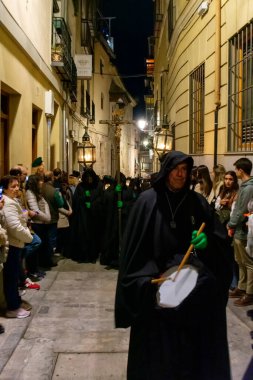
left=21, top=299, right=32, bottom=311
left=25, top=278, right=40, bottom=290
left=27, top=273, right=43, bottom=282
left=6, top=307, right=31, bottom=319
left=19, top=289, right=26, bottom=297
left=0, top=324, right=4, bottom=334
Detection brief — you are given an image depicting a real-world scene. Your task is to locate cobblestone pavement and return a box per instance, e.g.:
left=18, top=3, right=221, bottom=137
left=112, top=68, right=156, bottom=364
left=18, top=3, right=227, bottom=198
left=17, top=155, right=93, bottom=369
left=0, top=258, right=251, bottom=379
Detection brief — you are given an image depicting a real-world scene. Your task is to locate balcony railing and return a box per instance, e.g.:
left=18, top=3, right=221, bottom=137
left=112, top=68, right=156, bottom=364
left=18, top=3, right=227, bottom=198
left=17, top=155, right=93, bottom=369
left=51, top=17, right=72, bottom=81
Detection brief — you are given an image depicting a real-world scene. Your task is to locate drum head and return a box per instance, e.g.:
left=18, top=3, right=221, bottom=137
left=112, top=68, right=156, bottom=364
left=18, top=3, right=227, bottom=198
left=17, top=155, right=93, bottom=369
left=156, top=265, right=199, bottom=308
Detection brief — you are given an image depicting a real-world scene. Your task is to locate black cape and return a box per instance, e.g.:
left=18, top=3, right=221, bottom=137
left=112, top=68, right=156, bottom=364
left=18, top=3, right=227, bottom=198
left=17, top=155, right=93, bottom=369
left=70, top=172, right=103, bottom=263
left=115, top=151, right=232, bottom=380
left=100, top=184, right=135, bottom=266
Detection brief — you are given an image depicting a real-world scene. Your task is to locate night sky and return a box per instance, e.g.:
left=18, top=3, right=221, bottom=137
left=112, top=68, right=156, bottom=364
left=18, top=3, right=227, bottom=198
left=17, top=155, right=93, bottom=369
left=100, top=0, right=154, bottom=118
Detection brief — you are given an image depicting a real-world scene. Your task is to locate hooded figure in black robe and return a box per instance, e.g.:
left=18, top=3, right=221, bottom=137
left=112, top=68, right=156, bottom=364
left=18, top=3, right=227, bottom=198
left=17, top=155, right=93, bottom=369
left=70, top=168, right=103, bottom=263
left=115, top=151, right=232, bottom=380
left=100, top=173, right=135, bottom=268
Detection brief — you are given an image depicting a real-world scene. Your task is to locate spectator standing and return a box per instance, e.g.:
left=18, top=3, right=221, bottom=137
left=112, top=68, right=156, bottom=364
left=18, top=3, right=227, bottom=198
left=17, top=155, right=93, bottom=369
left=31, top=157, right=45, bottom=177
left=9, top=167, right=42, bottom=288
left=56, top=179, right=72, bottom=257
left=208, top=164, right=226, bottom=206
left=228, top=158, right=253, bottom=306
left=25, top=174, right=51, bottom=276
left=190, top=165, right=200, bottom=192
left=52, top=168, right=62, bottom=189
left=0, top=197, right=8, bottom=332
left=0, top=175, right=33, bottom=318
left=215, top=170, right=239, bottom=290
left=39, top=171, right=64, bottom=268
left=196, top=164, right=213, bottom=200
left=215, top=170, right=239, bottom=225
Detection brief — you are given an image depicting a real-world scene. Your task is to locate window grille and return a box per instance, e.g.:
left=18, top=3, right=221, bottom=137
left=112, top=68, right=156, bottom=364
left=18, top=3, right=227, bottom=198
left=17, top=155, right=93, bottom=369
left=189, top=63, right=205, bottom=154
left=228, top=22, right=253, bottom=152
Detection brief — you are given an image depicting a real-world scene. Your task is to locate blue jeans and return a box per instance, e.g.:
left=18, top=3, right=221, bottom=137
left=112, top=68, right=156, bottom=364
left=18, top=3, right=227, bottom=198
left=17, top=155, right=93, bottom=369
left=21, top=233, right=42, bottom=276
left=3, top=246, right=22, bottom=310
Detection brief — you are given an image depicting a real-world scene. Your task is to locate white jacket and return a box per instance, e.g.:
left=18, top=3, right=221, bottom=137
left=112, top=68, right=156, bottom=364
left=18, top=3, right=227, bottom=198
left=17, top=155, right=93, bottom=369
left=26, top=190, right=51, bottom=224
left=2, top=195, right=33, bottom=248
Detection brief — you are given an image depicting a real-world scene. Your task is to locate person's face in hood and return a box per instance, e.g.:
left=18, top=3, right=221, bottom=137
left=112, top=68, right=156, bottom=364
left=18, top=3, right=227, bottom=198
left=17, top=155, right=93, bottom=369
left=166, top=162, right=188, bottom=191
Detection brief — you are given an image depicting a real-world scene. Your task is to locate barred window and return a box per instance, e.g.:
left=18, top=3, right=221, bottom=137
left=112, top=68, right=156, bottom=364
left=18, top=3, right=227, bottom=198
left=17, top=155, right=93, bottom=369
left=189, top=64, right=205, bottom=154
left=228, top=22, right=253, bottom=152
left=168, top=0, right=176, bottom=42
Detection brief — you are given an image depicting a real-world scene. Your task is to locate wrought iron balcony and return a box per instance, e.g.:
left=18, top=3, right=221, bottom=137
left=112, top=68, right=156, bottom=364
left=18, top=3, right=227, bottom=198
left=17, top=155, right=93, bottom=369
left=51, top=17, right=72, bottom=81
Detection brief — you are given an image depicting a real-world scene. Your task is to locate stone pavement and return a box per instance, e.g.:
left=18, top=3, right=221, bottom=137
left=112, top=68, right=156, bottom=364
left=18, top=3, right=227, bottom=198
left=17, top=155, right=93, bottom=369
left=0, top=258, right=251, bottom=380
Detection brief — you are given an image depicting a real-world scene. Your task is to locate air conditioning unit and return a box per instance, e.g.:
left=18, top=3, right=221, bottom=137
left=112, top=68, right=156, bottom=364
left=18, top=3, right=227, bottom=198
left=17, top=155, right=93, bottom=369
left=197, top=1, right=209, bottom=17
left=45, top=90, right=54, bottom=117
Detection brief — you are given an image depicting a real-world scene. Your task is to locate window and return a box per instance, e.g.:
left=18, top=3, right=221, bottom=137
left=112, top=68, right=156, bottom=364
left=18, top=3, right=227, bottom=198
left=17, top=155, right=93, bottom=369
left=228, top=22, right=253, bottom=152
left=189, top=63, right=205, bottom=154
left=101, top=92, right=104, bottom=110
left=0, top=93, right=9, bottom=177
left=86, top=90, right=90, bottom=116
left=91, top=101, right=95, bottom=123
left=100, top=59, right=104, bottom=75
left=168, top=0, right=176, bottom=42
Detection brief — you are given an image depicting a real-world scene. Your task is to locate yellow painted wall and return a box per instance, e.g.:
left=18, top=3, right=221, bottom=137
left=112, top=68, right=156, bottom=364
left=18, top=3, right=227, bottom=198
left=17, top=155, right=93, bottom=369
left=154, top=0, right=253, bottom=169
left=2, top=0, right=52, bottom=65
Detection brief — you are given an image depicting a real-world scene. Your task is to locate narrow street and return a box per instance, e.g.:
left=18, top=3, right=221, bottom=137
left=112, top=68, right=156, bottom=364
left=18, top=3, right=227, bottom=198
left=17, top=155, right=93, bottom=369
left=0, top=258, right=252, bottom=380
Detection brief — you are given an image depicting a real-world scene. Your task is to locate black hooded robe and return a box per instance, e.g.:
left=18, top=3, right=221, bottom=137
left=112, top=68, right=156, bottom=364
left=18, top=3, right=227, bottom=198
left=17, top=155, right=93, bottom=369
left=70, top=169, right=103, bottom=263
left=115, top=151, right=232, bottom=380
left=100, top=176, right=136, bottom=267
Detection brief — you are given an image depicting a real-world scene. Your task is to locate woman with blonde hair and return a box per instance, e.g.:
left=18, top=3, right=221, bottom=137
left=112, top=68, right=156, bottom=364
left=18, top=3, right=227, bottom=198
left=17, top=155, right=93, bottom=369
left=208, top=164, right=226, bottom=205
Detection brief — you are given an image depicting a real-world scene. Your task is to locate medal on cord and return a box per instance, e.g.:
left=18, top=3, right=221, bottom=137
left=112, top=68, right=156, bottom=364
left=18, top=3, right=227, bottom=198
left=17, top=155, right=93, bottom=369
left=165, top=192, right=188, bottom=229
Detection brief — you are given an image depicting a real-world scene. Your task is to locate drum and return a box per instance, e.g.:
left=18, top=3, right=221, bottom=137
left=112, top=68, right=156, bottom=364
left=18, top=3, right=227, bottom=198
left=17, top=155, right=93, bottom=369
left=156, top=265, right=199, bottom=308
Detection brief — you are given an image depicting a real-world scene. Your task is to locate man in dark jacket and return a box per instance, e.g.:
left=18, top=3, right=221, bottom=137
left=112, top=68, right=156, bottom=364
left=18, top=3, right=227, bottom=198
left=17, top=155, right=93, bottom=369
left=115, top=150, right=232, bottom=380
left=38, top=171, right=64, bottom=268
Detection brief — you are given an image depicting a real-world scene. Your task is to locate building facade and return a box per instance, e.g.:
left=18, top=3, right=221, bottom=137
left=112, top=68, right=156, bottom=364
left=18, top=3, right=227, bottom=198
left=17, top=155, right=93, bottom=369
left=0, top=0, right=139, bottom=178
left=151, top=0, right=253, bottom=172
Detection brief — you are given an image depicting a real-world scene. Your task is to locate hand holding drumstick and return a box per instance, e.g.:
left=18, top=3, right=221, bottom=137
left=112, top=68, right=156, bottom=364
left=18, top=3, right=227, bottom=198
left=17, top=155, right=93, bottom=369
left=151, top=222, right=206, bottom=284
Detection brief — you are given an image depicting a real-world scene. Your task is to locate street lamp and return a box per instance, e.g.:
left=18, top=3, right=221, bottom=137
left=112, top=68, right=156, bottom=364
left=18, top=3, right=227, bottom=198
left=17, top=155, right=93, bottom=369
left=77, top=126, right=96, bottom=167
left=137, top=119, right=147, bottom=131
left=153, top=125, right=173, bottom=159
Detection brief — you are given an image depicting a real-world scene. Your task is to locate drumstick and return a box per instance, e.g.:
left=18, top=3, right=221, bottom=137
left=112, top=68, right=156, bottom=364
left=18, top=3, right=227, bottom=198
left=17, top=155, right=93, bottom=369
left=172, top=222, right=205, bottom=281
left=151, top=222, right=206, bottom=284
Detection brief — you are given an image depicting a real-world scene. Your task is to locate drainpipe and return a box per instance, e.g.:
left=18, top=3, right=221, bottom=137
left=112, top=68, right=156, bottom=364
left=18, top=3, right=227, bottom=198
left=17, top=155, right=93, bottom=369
left=46, top=117, right=52, bottom=169
left=62, top=102, right=66, bottom=171
left=214, top=0, right=221, bottom=167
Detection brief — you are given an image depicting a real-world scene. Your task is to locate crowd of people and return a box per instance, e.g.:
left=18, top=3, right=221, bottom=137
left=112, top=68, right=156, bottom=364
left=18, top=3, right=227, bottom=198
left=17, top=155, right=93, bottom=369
left=1, top=152, right=253, bottom=378
left=0, top=156, right=148, bottom=329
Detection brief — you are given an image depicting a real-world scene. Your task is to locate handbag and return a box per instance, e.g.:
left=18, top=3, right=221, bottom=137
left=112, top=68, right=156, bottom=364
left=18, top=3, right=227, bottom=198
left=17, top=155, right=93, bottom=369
left=216, top=208, right=231, bottom=224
